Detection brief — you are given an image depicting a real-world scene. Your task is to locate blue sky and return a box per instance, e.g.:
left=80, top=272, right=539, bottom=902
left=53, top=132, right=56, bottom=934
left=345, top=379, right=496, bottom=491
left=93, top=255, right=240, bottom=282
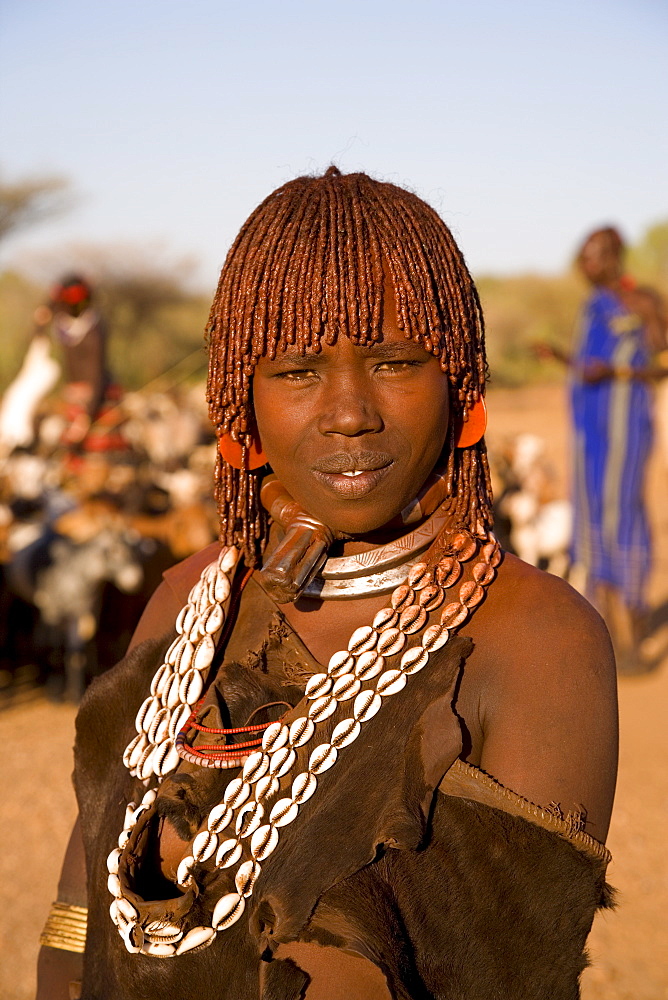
left=1, top=0, right=666, bottom=289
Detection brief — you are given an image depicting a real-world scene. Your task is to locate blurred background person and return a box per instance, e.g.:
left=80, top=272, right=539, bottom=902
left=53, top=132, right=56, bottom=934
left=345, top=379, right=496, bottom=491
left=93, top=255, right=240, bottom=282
left=33, top=274, right=126, bottom=457
left=568, top=227, right=666, bottom=671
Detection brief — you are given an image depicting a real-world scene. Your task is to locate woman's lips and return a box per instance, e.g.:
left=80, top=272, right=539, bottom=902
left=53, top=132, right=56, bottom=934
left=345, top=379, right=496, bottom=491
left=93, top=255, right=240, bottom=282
left=312, top=463, right=393, bottom=499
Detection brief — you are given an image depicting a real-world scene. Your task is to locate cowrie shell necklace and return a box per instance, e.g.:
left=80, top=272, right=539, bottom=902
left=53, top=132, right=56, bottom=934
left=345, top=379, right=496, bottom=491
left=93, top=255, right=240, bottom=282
left=111, top=531, right=500, bottom=957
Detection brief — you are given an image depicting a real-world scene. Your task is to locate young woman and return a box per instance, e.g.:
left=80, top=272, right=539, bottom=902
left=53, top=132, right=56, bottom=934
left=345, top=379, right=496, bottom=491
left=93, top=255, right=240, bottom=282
left=571, top=227, right=665, bottom=671
left=38, top=168, right=617, bottom=1000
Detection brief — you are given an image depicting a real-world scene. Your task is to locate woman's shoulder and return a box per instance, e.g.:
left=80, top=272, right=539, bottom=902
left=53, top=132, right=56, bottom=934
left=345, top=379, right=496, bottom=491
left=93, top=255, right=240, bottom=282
left=491, top=551, right=607, bottom=634
left=127, top=541, right=222, bottom=653
left=162, top=540, right=222, bottom=600
left=480, top=550, right=616, bottom=702
left=463, top=551, right=618, bottom=842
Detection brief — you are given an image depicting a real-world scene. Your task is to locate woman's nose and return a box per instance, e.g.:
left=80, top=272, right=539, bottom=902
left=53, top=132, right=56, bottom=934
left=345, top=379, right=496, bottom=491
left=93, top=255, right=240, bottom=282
left=316, top=377, right=383, bottom=437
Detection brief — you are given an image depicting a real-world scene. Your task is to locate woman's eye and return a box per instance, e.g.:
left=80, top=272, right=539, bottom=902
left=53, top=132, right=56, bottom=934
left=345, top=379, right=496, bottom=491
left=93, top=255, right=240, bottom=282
left=375, top=360, right=420, bottom=373
left=275, top=369, right=317, bottom=381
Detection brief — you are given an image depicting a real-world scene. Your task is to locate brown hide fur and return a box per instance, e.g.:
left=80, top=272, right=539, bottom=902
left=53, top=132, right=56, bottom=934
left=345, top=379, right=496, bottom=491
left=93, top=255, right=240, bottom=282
left=75, top=587, right=610, bottom=1000
left=302, top=797, right=612, bottom=999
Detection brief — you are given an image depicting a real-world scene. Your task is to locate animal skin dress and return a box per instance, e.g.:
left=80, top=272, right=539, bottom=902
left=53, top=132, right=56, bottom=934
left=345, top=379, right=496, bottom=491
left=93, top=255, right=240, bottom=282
left=74, top=546, right=612, bottom=1000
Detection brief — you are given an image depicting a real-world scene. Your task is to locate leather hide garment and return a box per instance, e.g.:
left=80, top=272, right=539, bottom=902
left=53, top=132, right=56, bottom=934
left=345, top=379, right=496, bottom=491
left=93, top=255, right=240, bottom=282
left=74, top=576, right=612, bottom=1000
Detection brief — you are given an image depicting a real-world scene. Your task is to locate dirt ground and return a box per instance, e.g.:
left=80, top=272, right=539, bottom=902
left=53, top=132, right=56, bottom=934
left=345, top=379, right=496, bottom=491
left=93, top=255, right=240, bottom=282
left=488, top=385, right=668, bottom=1000
left=1, top=383, right=667, bottom=1000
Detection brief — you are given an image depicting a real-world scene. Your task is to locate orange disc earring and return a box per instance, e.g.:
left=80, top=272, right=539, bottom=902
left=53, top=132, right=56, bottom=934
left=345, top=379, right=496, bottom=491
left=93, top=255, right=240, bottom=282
left=218, top=428, right=267, bottom=470
left=454, top=398, right=487, bottom=448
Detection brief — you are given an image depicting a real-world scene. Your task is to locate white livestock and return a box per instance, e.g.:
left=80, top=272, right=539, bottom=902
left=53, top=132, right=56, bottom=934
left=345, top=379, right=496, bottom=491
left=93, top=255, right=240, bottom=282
left=122, top=391, right=201, bottom=467
left=0, top=336, right=60, bottom=454
left=495, top=433, right=573, bottom=578
left=501, top=490, right=572, bottom=577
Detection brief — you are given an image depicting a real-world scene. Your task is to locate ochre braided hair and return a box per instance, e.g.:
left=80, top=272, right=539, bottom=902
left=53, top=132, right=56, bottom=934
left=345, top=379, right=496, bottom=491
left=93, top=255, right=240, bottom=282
left=206, top=166, right=493, bottom=566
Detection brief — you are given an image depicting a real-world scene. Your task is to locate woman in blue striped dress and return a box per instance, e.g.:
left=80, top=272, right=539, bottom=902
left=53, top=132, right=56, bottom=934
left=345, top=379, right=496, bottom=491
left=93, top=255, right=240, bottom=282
left=571, top=227, right=666, bottom=670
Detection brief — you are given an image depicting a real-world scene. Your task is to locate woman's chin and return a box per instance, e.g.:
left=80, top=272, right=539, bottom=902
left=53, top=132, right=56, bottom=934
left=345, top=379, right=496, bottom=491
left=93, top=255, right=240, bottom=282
left=303, top=500, right=410, bottom=540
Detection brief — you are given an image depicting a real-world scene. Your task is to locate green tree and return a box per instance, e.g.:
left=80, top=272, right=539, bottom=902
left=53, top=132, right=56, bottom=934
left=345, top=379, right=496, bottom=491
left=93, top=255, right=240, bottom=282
left=627, top=220, right=668, bottom=293
left=0, top=171, right=72, bottom=243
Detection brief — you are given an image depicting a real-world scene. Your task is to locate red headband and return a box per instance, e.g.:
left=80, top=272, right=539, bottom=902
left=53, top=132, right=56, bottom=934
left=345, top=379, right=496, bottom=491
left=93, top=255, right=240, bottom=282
left=52, top=283, right=90, bottom=306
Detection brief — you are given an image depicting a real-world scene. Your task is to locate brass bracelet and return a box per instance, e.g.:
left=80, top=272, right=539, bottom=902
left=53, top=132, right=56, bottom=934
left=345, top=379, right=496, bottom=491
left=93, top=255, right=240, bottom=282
left=40, top=901, right=88, bottom=954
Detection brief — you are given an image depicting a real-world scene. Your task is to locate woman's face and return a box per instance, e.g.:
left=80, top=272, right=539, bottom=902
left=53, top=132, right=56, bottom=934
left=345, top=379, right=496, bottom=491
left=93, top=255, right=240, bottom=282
left=578, top=233, right=622, bottom=286
left=253, top=289, right=450, bottom=536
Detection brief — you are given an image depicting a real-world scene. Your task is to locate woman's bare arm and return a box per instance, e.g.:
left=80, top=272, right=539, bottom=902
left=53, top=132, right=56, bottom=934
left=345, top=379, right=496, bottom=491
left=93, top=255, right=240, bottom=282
left=36, top=817, right=87, bottom=1000
left=463, top=556, right=618, bottom=842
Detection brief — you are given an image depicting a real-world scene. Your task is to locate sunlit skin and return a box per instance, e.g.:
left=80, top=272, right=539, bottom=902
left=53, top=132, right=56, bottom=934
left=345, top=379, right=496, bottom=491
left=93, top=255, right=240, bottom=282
left=253, top=298, right=449, bottom=540
left=253, top=293, right=449, bottom=682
